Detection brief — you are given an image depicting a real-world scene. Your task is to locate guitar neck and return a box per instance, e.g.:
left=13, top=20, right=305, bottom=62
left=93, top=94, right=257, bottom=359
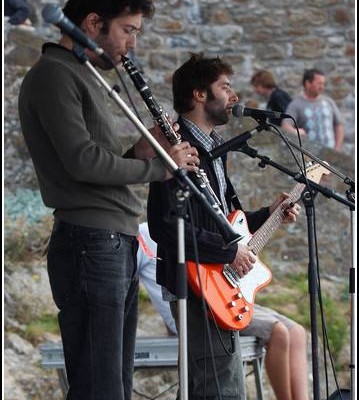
left=249, top=183, right=304, bottom=254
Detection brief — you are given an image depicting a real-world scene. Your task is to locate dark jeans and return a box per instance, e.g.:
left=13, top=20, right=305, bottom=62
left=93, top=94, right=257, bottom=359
left=47, top=219, right=139, bottom=400
left=171, top=291, right=245, bottom=400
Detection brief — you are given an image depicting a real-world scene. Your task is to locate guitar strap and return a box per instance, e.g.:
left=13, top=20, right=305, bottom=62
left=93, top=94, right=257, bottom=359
left=203, top=148, right=243, bottom=214
left=226, top=180, right=243, bottom=212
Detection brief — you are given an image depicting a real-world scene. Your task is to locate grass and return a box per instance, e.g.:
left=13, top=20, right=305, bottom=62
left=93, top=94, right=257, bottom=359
left=4, top=215, right=52, bottom=263
left=25, top=314, right=60, bottom=344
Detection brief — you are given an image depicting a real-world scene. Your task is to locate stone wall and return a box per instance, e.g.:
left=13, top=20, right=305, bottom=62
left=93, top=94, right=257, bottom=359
left=136, top=0, right=356, bottom=148
left=5, top=0, right=356, bottom=149
left=4, top=0, right=356, bottom=188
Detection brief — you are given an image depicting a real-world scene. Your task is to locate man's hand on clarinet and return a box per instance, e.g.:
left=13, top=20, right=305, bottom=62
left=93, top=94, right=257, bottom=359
left=150, top=122, right=200, bottom=178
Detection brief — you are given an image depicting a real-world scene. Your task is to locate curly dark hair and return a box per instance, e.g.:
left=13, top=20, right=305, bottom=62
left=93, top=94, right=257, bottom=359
left=173, top=52, right=234, bottom=114
left=63, top=0, right=154, bottom=28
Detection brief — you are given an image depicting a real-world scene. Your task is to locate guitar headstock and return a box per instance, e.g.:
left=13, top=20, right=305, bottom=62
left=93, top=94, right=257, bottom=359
left=305, top=162, right=331, bottom=184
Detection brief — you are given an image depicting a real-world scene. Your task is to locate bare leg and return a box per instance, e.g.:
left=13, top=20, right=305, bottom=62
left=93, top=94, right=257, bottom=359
left=265, top=322, right=292, bottom=400
left=289, top=324, right=309, bottom=400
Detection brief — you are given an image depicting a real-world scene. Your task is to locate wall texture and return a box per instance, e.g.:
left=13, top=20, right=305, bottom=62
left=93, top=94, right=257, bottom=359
left=134, top=0, right=356, bottom=146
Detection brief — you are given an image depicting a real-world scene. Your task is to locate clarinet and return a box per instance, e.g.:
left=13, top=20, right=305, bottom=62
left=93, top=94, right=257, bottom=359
left=121, top=56, right=242, bottom=246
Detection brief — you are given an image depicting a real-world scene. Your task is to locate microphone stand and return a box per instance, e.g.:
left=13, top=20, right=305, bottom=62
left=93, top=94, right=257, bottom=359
left=70, top=45, right=243, bottom=400
left=212, top=131, right=354, bottom=400
left=175, top=191, right=189, bottom=400
left=267, top=125, right=356, bottom=400
left=344, top=186, right=356, bottom=400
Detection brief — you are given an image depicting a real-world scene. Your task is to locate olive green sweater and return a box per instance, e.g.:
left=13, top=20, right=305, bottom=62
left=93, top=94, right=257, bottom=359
left=18, top=43, right=166, bottom=235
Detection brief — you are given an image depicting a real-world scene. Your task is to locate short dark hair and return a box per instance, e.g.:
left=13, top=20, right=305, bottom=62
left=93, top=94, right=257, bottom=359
left=172, top=53, right=234, bottom=114
left=250, top=70, right=276, bottom=89
left=63, top=0, right=154, bottom=27
left=302, top=68, right=324, bottom=85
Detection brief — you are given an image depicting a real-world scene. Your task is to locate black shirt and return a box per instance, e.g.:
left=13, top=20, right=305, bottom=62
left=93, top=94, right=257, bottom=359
left=267, top=87, right=292, bottom=125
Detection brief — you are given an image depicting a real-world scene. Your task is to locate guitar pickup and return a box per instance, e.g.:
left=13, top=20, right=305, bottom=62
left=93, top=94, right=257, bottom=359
left=223, top=265, right=241, bottom=288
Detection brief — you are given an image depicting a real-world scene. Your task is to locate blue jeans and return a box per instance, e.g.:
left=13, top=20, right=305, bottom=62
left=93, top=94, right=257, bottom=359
left=47, top=219, right=139, bottom=400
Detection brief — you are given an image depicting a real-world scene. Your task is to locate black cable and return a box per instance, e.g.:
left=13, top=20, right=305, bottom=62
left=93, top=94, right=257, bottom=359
left=314, top=214, right=346, bottom=400
left=288, top=116, right=307, bottom=173
left=267, top=122, right=307, bottom=182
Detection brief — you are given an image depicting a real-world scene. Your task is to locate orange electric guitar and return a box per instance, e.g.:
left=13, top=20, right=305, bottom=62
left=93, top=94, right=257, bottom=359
left=186, top=163, right=329, bottom=330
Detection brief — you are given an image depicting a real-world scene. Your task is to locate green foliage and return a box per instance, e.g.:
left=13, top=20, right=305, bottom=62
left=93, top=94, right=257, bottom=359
left=4, top=215, right=52, bottom=262
left=5, top=188, right=52, bottom=224
left=4, top=189, right=53, bottom=262
left=25, top=314, right=60, bottom=344
left=319, top=295, right=349, bottom=358
left=139, top=284, right=150, bottom=302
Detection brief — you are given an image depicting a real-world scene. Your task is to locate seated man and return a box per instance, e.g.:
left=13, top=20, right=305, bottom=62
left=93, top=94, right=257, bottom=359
left=137, top=222, right=309, bottom=400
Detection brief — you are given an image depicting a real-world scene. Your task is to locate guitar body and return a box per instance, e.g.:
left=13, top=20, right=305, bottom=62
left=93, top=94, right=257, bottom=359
left=186, top=210, right=272, bottom=331
left=186, top=163, right=329, bottom=331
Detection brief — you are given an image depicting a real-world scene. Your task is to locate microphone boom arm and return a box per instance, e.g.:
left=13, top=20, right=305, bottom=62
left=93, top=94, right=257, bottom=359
left=268, top=126, right=355, bottom=190
left=235, top=140, right=354, bottom=209
left=209, top=125, right=266, bottom=159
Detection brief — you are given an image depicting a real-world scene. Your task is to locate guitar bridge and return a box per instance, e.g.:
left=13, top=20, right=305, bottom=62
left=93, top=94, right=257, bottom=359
left=223, top=265, right=241, bottom=288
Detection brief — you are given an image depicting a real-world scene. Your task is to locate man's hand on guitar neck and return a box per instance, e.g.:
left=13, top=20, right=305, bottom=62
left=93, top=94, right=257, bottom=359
left=230, top=244, right=257, bottom=278
left=269, top=192, right=301, bottom=224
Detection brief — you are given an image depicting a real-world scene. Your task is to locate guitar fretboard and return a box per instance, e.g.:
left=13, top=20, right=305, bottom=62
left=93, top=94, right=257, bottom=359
left=249, top=183, right=304, bottom=254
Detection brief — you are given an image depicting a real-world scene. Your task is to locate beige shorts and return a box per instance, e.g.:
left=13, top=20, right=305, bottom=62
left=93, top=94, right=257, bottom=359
left=240, top=304, right=296, bottom=345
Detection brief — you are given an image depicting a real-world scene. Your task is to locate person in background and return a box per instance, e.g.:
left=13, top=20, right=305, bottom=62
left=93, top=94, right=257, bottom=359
left=137, top=221, right=309, bottom=400
left=137, top=222, right=177, bottom=336
left=250, top=69, right=292, bottom=125
left=281, top=68, right=345, bottom=151
left=147, top=52, right=301, bottom=400
left=18, top=1, right=199, bottom=399
left=4, top=0, right=34, bottom=30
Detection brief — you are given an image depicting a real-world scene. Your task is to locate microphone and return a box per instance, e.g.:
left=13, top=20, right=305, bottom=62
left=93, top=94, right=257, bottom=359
left=209, top=125, right=264, bottom=159
left=232, top=104, right=291, bottom=120
left=42, top=3, right=110, bottom=60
